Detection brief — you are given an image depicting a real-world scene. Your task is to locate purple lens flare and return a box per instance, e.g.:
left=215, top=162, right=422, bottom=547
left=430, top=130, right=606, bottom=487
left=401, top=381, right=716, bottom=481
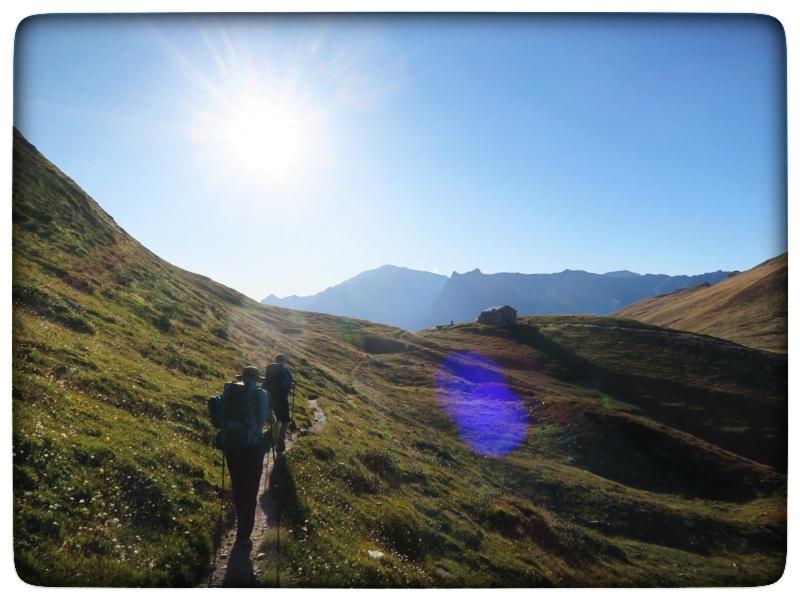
left=434, top=351, right=529, bottom=457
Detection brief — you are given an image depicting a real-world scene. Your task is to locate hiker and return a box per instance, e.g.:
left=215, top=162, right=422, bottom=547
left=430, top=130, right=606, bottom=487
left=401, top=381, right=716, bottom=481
left=208, top=366, right=273, bottom=547
left=264, top=354, right=295, bottom=453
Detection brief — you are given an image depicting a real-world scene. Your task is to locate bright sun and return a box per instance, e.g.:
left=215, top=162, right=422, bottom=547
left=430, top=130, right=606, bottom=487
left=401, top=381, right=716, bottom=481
left=220, top=98, right=306, bottom=180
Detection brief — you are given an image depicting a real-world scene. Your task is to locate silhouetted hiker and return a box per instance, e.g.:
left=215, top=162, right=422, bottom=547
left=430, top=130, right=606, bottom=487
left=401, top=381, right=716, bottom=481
left=264, top=354, right=295, bottom=453
left=208, top=366, right=273, bottom=547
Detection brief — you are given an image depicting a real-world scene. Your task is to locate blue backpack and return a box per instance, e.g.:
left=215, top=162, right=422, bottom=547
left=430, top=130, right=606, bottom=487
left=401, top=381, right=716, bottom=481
left=214, top=382, right=260, bottom=450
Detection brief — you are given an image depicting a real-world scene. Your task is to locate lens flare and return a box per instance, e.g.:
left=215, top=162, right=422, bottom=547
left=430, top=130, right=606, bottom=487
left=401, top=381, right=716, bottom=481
left=434, top=351, right=529, bottom=457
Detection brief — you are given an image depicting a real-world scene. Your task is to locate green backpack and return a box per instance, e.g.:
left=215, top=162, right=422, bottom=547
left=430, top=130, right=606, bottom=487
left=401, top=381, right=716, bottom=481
left=219, top=382, right=259, bottom=450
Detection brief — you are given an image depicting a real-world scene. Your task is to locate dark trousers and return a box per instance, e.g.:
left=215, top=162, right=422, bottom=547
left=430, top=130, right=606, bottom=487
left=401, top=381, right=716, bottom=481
left=225, top=444, right=264, bottom=539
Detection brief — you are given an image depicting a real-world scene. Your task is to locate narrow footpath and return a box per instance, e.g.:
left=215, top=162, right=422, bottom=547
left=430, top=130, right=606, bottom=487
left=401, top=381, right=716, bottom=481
left=201, top=396, right=326, bottom=587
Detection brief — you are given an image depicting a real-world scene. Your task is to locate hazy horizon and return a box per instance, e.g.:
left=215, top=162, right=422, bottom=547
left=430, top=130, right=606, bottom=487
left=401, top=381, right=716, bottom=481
left=261, top=259, right=757, bottom=302
left=14, top=14, right=787, bottom=299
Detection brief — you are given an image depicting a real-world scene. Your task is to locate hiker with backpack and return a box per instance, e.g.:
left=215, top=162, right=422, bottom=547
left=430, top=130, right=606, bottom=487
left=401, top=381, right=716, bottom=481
left=207, top=365, right=273, bottom=547
left=263, top=354, right=295, bottom=453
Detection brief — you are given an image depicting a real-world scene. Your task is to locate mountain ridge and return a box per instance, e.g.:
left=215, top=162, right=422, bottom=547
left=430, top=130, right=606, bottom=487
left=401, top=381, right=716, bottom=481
left=420, top=267, right=730, bottom=329
left=264, top=264, right=732, bottom=331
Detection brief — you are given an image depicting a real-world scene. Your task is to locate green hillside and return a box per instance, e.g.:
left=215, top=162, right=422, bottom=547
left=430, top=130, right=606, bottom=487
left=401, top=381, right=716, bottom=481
left=12, top=129, right=786, bottom=586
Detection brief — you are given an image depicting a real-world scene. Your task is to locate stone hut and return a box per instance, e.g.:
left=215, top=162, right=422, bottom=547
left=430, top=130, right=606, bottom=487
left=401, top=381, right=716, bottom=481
left=477, top=305, right=518, bottom=325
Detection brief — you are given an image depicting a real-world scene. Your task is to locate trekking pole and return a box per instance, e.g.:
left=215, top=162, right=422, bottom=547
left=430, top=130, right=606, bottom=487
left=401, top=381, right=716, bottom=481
left=264, top=429, right=275, bottom=489
left=264, top=442, right=271, bottom=489
left=219, top=451, right=226, bottom=524
left=271, top=442, right=280, bottom=587
left=275, top=512, right=281, bottom=587
left=290, top=385, right=296, bottom=425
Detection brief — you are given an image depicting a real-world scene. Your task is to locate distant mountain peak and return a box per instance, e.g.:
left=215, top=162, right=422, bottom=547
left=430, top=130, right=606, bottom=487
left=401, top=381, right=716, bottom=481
left=604, top=270, right=641, bottom=278
left=262, top=263, right=448, bottom=330
left=452, top=268, right=483, bottom=277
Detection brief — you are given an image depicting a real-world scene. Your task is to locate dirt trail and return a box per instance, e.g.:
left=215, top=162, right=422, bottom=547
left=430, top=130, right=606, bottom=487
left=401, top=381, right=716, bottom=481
left=307, top=397, right=326, bottom=433
left=201, top=395, right=326, bottom=587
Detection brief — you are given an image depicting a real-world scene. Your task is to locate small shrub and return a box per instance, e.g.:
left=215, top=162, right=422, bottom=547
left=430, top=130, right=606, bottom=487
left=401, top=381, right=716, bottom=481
left=450, top=523, right=484, bottom=550
left=211, top=326, right=230, bottom=340
left=115, top=465, right=173, bottom=529
left=311, top=443, right=336, bottom=461
left=154, top=314, right=172, bottom=333
left=332, top=462, right=382, bottom=495
left=372, top=505, right=448, bottom=560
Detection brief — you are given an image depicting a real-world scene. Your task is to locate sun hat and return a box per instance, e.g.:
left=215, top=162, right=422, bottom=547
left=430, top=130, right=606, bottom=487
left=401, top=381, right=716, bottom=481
left=234, top=365, right=265, bottom=381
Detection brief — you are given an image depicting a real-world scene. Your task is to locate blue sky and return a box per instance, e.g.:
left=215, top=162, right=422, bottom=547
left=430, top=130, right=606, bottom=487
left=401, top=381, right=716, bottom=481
left=14, top=14, right=786, bottom=299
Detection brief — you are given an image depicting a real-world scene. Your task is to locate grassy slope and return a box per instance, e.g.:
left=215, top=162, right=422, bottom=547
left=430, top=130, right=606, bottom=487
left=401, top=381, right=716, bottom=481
left=13, top=130, right=786, bottom=586
left=12, top=129, right=375, bottom=585
left=276, top=318, right=785, bottom=587
left=613, top=254, right=787, bottom=354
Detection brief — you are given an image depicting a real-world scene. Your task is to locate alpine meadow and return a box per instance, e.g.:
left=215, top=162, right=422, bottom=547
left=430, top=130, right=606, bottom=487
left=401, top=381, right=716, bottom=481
left=12, top=130, right=787, bottom=586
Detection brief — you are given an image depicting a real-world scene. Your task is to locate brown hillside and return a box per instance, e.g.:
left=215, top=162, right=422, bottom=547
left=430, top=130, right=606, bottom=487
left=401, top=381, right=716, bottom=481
left=614, top=254, right=787, bottom=354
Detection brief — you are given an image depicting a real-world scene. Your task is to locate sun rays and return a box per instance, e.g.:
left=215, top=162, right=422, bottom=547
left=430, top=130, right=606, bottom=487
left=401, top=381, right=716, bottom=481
left=148, top=20, right=326, bottom=188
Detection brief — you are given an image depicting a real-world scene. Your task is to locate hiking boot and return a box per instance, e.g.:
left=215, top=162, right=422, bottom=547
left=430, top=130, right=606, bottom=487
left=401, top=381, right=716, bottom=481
left=233, top=536, right=253, bottom=550
left=276, top=439, right=286, bottom=453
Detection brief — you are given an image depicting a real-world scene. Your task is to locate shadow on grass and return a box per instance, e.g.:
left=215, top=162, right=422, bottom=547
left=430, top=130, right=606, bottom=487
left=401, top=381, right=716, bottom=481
left=506, top=323, right=787, bottom=472
left=257, top=451, right=305, bottom=587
